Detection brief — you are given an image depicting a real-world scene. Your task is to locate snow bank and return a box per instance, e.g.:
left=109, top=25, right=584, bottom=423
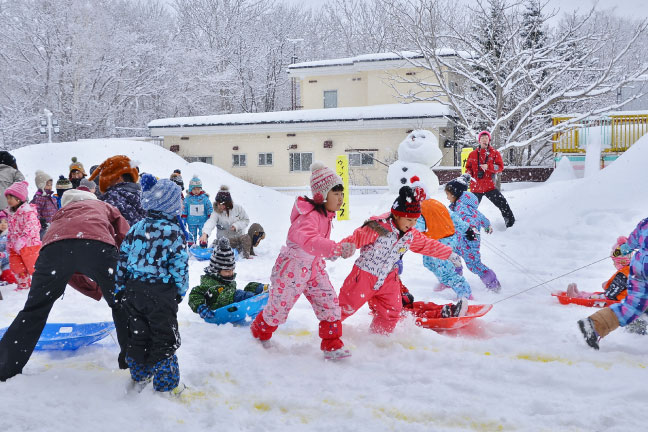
left=546, top=155, right=577, bottom=183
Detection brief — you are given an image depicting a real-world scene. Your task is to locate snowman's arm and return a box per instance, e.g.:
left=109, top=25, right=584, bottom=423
left=409, top=229, right=453, bottom=259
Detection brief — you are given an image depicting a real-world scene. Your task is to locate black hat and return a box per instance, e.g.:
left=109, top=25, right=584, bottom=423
left=391, top=186, right=422, bottom=218
left=445, top=174, right=471, bottom=198
left=0, top=151, right=17, bottom=169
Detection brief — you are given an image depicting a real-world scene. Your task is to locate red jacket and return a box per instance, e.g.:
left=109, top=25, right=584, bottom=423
left=43, top=199, right=129, bottom=248
left=465, top=145, right=504, bottom=194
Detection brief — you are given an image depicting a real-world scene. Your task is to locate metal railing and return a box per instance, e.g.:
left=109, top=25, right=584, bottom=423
left=553, top=113, right=648, bottom=153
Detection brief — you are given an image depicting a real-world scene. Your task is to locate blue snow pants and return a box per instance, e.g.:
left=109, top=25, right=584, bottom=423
left=188, top=224, right=204, bottom=244
left=422, top=235, right=472, bottom=299
left=610, top=257, right=648, bottom=326
left=456, top=236, right=491, bottom=278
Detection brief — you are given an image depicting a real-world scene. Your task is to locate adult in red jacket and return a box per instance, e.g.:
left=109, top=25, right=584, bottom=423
left=0, top=188, right=130, bottom=381
left=465, top=131, right=515, bottom=228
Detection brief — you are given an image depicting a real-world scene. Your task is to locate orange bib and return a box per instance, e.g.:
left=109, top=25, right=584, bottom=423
left=420, top=199, right=455, bottom=240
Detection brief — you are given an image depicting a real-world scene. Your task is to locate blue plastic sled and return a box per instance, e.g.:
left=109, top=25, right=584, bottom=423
left=0, top=322, right=115, bottom=351
left=189, top=246, right=239, bottom=261
left=204, top=292, right=269, bottom=325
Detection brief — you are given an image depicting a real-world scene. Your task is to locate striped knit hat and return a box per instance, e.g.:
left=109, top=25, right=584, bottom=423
left=141, top=178, right=182, bottom=216
left=309, top=161, right=342, bottom=204
left=206, top=237, right=236, bottom=275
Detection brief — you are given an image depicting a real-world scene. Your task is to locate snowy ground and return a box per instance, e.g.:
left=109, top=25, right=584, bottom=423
left=0, top=137, right=646, bottom=432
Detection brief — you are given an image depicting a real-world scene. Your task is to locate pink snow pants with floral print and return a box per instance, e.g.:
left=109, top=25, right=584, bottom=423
left=262, top=248, right=341, bottom=326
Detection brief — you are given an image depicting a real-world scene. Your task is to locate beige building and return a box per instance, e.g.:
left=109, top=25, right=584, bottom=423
left=148, top=51, right=458, bottom=187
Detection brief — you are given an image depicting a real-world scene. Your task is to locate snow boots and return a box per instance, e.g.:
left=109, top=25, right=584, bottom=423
left=440, top=299, right=468, bottom=318
left=481, top=269, right=501, bottom=293
left=250, top=311, right=277, bottom=342
left=319, top=320, right=350, bottom=359
left=578, top=308, right=620, bottom=350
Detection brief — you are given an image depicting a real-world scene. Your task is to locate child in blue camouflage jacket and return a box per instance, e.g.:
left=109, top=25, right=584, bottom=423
left=445, top=174, right=501, bottom=293
left=115, top=178, right=189, bottom=394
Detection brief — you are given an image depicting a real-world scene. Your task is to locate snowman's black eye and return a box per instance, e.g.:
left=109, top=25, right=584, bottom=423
left=402, top=167, right=408, bottom=172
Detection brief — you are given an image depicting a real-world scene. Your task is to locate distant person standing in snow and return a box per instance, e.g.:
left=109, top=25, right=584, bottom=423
left=0, top=151, right=25, bottom=211
left=31, top=170, right=58, bottom=238
left=89, top=155, right=146, bottom=226
left=200, top=185, right=249, bottom=244
left=578, top=217, right=648, bottom=350
left=0, top=187, right=131, bottom=381
left=182, top=176, right=212, bottom=245
left=68, top=157, right=87, bottom=188
left=465, top=131, right=515, bottom=228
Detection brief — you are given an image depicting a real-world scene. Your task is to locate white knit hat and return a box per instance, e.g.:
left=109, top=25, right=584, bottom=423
left=309, top=162, right=342, bottom=204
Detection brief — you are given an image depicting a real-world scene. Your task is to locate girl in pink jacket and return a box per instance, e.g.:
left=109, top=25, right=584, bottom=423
left=250, top=162, right=355, bottom=360
left=5, top=181, right=42, bottom=290
left=338, top=186, right=461, bottom=334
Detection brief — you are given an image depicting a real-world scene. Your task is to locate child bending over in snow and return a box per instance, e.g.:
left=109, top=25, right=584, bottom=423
left=445, top=174, right=501, bottom=293
left=578, top=217, right=648, bottom=349
left=115, top=178, right=188, bottom=395
left=188, top=237, right=267, bottom=321
left=337, top=185, right=463, bottom=335
left=250, top=162, right=356, bottom=360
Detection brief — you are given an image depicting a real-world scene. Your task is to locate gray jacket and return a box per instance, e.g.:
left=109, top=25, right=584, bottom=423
left=0, top=164, right=25, bottom=209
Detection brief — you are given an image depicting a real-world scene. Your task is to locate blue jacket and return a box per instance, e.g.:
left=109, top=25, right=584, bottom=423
left=0, top=232, right=9, bottom=270
left=627, top=217, right=648, bottom=276
left=449, top=192, right=491, bottom=232
left=100, top=182, right=146, bottom=227
left=182, top=192, right=213, bottom=227
left=115, top=211, right=189, bottom=297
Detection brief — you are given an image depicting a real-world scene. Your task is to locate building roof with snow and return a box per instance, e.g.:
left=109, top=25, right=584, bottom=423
left=148, top=103, right=454, bottom=134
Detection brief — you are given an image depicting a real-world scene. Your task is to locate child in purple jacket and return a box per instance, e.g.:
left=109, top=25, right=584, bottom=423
left=31, top=170, right=58, bottom=238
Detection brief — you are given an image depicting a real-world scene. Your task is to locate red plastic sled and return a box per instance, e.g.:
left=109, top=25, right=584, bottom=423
left=552, top=291, right=620, bottom=308
left=414, top=304, right=493, bottom=331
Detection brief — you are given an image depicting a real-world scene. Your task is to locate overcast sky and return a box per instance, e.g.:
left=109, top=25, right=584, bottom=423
left=287, top=0, right=648, bottom=19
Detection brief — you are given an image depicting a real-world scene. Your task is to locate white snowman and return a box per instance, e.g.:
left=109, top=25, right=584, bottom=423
left=387, top=129, right=442, bottom=195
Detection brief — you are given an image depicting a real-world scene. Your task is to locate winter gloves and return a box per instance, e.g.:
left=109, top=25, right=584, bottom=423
left=197, top=304, right=215, bottom=320
left=333, top=242, right=356, bottom=259
left=465, top=227, right=477, bottom=241
left=484, top=226, right=494, bottom=234
left=448, top=252, right=463, bottom=268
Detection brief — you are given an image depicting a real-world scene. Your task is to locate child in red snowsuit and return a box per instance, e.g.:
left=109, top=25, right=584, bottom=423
left=338, top=186, right=462, bottom=334
left=250, top=162, right=355, bottom=360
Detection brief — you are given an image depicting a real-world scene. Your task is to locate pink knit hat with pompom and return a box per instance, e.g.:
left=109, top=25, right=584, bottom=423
left=4, top=180, right=29, bottom=202
left=309, top=162, right=342, bottom=204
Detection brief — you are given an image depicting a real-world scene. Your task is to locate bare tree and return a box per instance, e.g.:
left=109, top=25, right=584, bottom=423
left=382, top=0, right=648, bottom=165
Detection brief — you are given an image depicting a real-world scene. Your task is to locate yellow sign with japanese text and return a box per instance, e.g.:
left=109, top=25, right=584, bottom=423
left=336, top=155, right=350, bottom=220
left=461, top=147, right=473, bottom=174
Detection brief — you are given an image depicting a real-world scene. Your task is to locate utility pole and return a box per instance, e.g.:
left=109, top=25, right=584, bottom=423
left=39, top=108, right=59, bottom=143
left=287, top=38, right=304, bottom=110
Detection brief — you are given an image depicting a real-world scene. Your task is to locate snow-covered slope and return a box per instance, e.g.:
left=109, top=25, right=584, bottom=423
left=0, top=137, right=645, bottom=432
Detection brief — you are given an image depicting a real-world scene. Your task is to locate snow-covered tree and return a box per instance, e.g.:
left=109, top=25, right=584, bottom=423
left=383, top=0, right=648, bottom=165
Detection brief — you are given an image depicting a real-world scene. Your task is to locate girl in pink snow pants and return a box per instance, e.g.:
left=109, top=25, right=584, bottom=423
left=250, top=162, right=355, bottom=359
left=338, top=186, right=459, bottom=335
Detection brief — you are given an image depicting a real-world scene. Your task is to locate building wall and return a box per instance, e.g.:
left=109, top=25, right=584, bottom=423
left=162, top=128, right=450, bottom=187
left=299, top=67, right=438, bottom=109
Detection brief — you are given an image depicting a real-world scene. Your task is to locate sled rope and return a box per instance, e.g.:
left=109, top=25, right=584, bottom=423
left=482, top=239, right=558, bottom=290
left=491, top=256, right=610, bottom=305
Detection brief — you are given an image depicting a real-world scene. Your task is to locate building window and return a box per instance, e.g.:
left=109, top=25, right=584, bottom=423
left=232, top=154, right=246, bottom=167
left=349, top=152, right=375, bottom=167
left=323, top=90, right=338, bottom=108
left=258, top=152, right=273, bottom=166
left=289, top=152, right=313, bottom=172
left=184, top=156, right=213, bottom=164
